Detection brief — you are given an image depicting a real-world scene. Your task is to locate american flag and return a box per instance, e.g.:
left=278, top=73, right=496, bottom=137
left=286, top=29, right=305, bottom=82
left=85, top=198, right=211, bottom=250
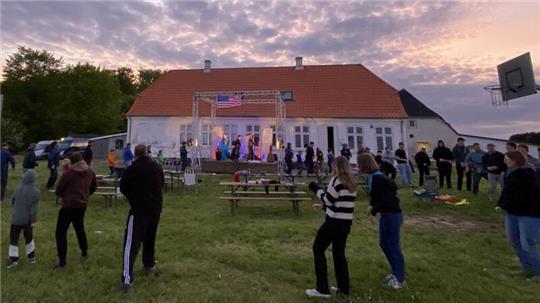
left=217, top=95, right=242, bottom=108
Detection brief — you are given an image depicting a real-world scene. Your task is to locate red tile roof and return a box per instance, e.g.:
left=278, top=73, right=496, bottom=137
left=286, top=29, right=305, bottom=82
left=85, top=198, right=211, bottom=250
left=127, top=64, right=407, bottom=119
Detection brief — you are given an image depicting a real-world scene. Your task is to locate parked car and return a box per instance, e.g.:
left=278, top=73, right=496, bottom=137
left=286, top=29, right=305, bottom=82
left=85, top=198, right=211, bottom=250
left=58, top=137, right=88, bottom=159
left=35, top=140, right=54, bottom=160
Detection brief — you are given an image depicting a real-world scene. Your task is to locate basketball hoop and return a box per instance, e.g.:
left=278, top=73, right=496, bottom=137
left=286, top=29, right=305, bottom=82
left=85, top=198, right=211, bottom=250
left=483, top=85, right=508, bottom=108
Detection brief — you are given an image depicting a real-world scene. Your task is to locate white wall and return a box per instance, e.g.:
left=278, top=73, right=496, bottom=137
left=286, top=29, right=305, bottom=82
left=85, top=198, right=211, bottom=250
left=127, top=116, right=406, bottom=162
left=405, top=117, right=458, bottom=155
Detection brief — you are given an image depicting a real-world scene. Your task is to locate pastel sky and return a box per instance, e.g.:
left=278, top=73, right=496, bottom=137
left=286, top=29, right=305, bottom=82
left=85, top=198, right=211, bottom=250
left=1, top=0, right=539, bottom=139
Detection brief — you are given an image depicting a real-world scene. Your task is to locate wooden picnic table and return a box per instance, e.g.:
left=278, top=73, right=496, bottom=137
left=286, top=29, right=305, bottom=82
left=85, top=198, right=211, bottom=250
left=163, top=170, right=185, bottom=191
left=48, top=187, right=120, bottom=207
left=219, top=181, right=311, bottom=216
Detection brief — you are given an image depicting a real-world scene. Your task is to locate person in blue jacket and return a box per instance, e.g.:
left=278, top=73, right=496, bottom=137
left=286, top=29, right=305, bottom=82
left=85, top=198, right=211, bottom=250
left=1, top=143, right=16, bottom=201
left=123, top=143, right=134, bottom=167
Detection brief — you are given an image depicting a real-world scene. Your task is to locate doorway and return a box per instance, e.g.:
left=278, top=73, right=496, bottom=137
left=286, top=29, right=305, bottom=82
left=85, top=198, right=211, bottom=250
left=327, top=126, right=335, bottom=153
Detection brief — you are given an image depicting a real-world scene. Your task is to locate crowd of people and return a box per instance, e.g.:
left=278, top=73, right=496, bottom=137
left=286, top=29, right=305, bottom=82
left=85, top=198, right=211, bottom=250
left=1, top=135, right=539, bottom=297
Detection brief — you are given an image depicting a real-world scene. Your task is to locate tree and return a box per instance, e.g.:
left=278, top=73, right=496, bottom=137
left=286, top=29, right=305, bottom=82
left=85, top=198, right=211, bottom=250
left=137, top=68, right=165, bottom=92
left=510, top=132, right=540, bottom=145
left=3, top=45, right=63, bottom=81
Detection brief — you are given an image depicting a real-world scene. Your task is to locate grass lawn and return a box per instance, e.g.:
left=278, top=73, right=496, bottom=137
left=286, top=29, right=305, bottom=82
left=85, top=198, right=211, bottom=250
left=1, top=158, right=539, bottom=302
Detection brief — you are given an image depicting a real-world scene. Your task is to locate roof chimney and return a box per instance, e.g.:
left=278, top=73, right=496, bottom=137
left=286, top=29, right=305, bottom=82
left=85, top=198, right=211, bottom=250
left=204, top=59, right=211, bottom=72
left=295, top=56, right=303, bottom=70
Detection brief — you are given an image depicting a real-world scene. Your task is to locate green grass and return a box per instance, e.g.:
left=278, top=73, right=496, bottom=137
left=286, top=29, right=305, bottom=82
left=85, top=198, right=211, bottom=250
left=1, top=158, right=539, bottom=302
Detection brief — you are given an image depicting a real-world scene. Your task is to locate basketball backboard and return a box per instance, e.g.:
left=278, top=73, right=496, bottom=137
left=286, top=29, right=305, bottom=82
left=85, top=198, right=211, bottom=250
left=497, top=52, right=537, bottom=101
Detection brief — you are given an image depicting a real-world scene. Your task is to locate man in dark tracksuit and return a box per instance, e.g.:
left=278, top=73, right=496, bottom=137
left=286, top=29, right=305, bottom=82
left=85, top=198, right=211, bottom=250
left=120, top=144, right=164, bottom=292
left=452, top=138, right=471, bottom=191
left=305, top=142, right=315, bottom=175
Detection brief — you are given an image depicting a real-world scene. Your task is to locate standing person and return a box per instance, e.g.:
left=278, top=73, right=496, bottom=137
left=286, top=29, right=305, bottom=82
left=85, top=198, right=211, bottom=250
left=395, top=142, right=413, bottom=187
left=305, top=156, right=357, bottom=298
left=452, top=137, right=471, bottom=191
left=123, top=143, right=134, bottom=167
left=180, top=141, right=188, bottom=170
left=327, top=148, right=335, bottom=174
left=46, top=141, right=61, bottom=189
left=1, top=143, right=16, bottom=201
left=120, top=144, right=164, bottom=292
left=414, top=147, right=431, bottom=186
left=497, top=151, right=540, bottom=281
left=107, top=149, right=117, bottom=176
left=23, top=143, right=38, bottom=173
left=247, top=136, right=255, bottom=160
left=54, top=152, right=97, bottom=270
left=316, top=147, right=324, bottom=172
left=432, top=140, right=453, bottom=189
left=156, top=150, right=166, bottom=166
left=518, top=144, right=540, bottom=173
left=7, top=170, right=40, bottom=269
left=231, top=135, right=241, bottom=162
left=284, top=143, right=294, bottom=174
left=381, top=147, right=397, bottom=180
left=482, top=144, right=505, bottom=202
left=465, top=143, right=486, bottom=195
left=295, top=150, right=304, bottom=175
left=359, top=153, right=407, bottom=289
left=221, top=137, right=229, bottom=161
left=506, top=141, right=517, bottom=153
left=147, top=145, right=152, bottom=158
left=340, top=143, right=352, bottom=161
left=375, top=151, right=383, bottom=165
left=305, top=142, right=315, bottom=175
left=83, top=141, right=93, bottom=166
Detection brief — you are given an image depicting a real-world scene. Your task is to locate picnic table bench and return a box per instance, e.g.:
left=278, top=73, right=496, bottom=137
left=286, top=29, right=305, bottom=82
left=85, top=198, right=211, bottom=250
left=219, top=181, right=312, bottom=216
left=48, top=186, right=121, bottom=208
left=163, top=170, right=185, bottom=191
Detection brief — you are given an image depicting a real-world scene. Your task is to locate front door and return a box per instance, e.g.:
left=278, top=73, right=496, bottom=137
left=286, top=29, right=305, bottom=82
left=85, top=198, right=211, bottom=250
left=327, top=126, right=335, bottom=153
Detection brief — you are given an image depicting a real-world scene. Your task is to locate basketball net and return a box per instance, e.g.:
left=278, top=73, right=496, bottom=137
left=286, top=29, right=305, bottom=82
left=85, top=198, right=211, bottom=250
left=483, top=85, right=508, bottom=108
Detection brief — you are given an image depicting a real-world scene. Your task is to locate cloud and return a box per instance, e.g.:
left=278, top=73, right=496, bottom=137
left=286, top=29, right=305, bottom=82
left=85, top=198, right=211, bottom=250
left=1, top=0, right=539, bottom=138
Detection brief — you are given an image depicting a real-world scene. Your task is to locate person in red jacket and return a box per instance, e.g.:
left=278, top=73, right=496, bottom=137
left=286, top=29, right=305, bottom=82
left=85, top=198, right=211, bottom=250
left=54, top=152, right=97, bottom=270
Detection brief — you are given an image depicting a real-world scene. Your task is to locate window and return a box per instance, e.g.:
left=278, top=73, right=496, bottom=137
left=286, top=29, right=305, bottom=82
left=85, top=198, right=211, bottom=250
left=202, top=124, right=210, bottom=146
left=294, top=126, right=310, bottom=148
left=347, top=126, right=363, bottom=150
left=409, top=120, right=416, bottom=128
left=280, top=91, right=294, bottom=101
left=180, top=124, right=192, bottom=143
left=224, top=124, right=238, bottom=141
left=246, top=124, right=260, bottom=145
left=375, top=127, right=393, bottom=151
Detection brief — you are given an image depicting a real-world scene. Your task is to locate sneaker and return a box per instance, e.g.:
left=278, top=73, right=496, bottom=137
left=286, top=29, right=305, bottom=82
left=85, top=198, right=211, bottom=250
left=305, top=288, right=331, bottom=298
left=143, top=266, right=159, bottom=278
left=384, top=276, right=407, bottom=289
left=53, top=264, right=66, bottom=272
left=28, top=257, right=37, bottom=264
left=120, top=282, right=132, bottom=294
left=6, top=261, right=18, bottom=269
left=382, top=274, right=395, bottom=284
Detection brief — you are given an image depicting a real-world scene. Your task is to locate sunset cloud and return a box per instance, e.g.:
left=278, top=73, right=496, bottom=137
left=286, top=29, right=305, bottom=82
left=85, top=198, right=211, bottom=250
left=1, top=0, right=539, bottom=138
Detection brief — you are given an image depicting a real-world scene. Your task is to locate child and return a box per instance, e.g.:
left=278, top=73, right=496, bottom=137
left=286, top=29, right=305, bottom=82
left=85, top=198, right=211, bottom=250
left=107, top=149, right=117, bottom=176
left=61, top=158, right=71, bottom=175
left=157, top=150, right=166, bottom=166
left=358, top=153, right=407, bottom=289
left=306, top=156, right=357, bottom=298
left=7, top=169, right=40, bottom=268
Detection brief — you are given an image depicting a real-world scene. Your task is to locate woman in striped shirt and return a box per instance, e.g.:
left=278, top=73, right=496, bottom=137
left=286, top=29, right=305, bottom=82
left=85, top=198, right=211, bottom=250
left=306, top=156, right=357, bottom=298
